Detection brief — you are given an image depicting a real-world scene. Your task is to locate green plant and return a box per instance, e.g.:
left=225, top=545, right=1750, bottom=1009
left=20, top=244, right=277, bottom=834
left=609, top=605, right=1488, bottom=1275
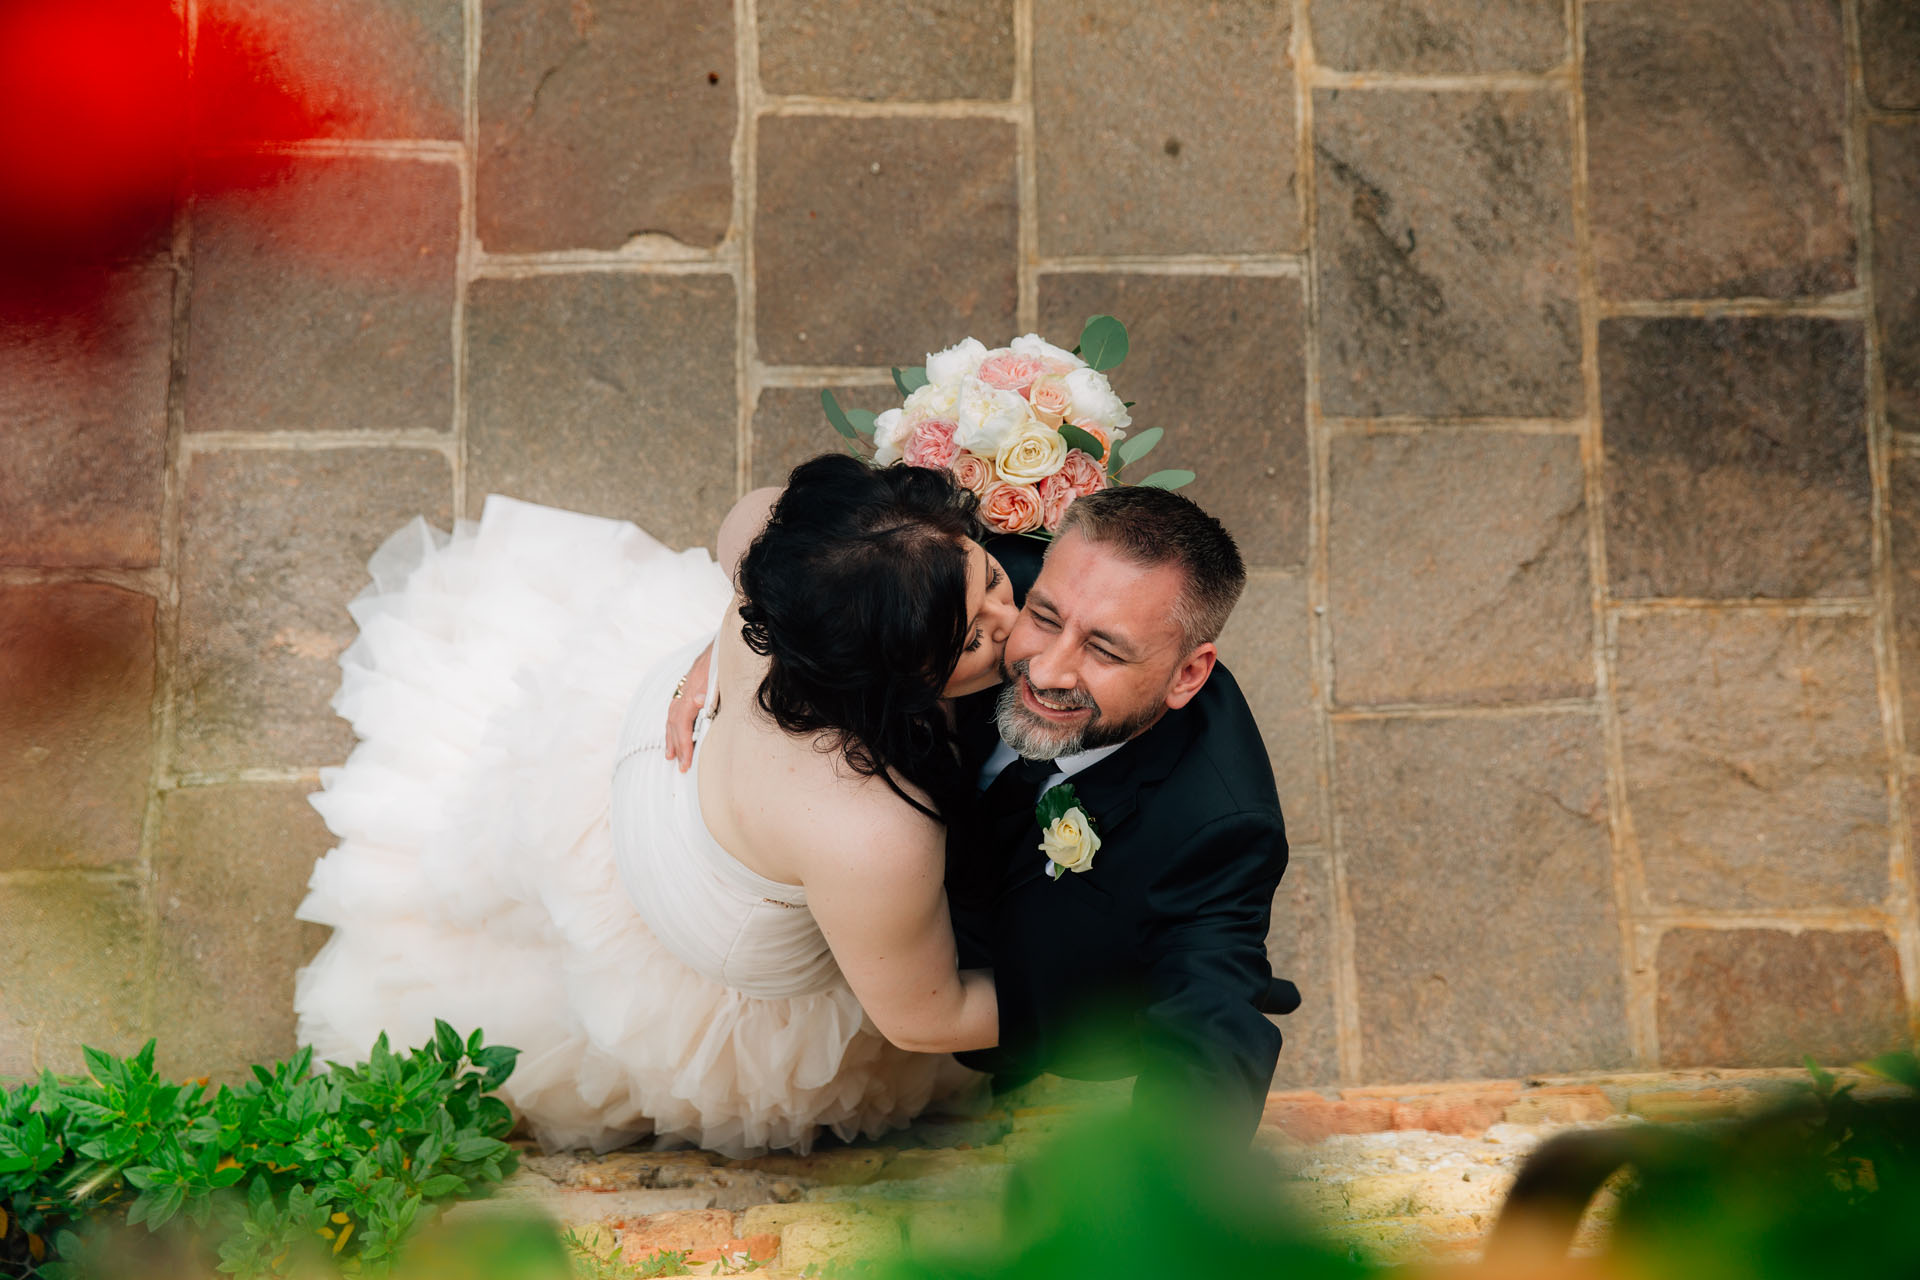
left=0, top=1021, right=519, bottom=1279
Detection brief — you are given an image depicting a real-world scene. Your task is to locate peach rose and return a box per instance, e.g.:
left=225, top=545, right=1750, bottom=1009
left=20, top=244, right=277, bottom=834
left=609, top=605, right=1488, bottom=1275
left=976, top=351, right=1049, bottom=394
left=1038, top=472, right=1077, bottom=531
left=1026, top=375, right=1072, bottom=428
left=1057, top=448, right=1108, bottom=497
left=1065, top=421, right=1112, bottom=464
left=951, top=451, right=996, bottom=496
left=980, top=480, right=1044, bottom=534
left=903, top=419, right=959, bottom=470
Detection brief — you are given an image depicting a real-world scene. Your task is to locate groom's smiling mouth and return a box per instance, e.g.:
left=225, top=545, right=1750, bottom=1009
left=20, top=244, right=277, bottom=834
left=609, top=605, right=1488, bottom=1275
left=1020, top=676, right=1094, bottom=721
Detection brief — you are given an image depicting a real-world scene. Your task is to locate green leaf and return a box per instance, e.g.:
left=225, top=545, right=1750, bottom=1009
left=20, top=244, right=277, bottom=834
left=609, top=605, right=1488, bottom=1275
left=1057, top=423, right=1107, bottom=462
left=418, top=1173, right=467, bottom=1198
left=1859, top=1051, right=1920, bottom=1091
left=890, top=366, right=928, bottom=397
left=1035, top=783, right=1085, bottom=827
left=820, top=389, right=859, bottom=440
left=81, top=1046, right=120, bottom=1088
left=844, top=409, right=878, bottom=438
left=1117, top=427, right=1162, bottom=466
left=434, top=1020, right=465, bottom=1063
left=450, top=1136, right=502, bottom=1163
left=1077, top=315, right=1128, bottom=371
left=1134, top=469, right=1195, bottom=491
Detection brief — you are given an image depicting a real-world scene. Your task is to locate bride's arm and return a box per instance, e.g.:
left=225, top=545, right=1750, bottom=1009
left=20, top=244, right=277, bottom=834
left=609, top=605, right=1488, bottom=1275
left=799, top=802, right=998, bottom=1054
left=667, top=487, right=784, bottom=768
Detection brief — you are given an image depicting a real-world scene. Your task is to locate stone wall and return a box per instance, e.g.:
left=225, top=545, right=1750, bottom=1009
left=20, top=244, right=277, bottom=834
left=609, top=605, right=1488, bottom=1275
left=3, top=0, right=1917, bottom=1088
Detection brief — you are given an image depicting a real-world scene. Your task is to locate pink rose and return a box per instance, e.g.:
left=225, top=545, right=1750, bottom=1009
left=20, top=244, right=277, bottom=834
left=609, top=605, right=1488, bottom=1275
left=977, top=351, right=1048, bottom=394
left=951, top=450, right=996, bottom=496
left=903, top=418, right=959, bottom=470
left=1026, top=375, right=1072, bottom=428
left=980, top=480, right=1044, bottom=534
left=1038, top=473, right=1078, bottom=531
left=1057, top=449, right=1107, bottom=497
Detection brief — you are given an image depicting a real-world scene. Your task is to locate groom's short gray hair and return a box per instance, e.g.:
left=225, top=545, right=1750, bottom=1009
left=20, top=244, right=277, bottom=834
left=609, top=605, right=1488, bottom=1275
left=1055, top=486, right=1246, bottom=651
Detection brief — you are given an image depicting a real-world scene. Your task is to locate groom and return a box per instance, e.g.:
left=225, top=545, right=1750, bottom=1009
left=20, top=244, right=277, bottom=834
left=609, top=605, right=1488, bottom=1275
left=948, top=485, right=1293, bottom=1143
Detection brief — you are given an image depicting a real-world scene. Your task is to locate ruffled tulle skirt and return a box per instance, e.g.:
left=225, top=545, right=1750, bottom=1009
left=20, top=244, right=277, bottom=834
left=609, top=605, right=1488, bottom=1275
left=293, top=497, right=977, bottom=1155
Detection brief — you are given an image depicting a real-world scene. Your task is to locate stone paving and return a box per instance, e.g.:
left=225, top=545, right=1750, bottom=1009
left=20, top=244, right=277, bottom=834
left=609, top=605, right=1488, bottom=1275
left=2, top=0, right=1918, bottom=1106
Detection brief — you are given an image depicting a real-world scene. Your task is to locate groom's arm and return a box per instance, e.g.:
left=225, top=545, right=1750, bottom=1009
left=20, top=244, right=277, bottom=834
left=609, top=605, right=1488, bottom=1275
left=1133, top=810, right=1288, bottom=1144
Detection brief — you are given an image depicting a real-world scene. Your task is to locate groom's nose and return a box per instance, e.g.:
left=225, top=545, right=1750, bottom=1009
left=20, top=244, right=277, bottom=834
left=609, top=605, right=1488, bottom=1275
left=1023, top=636, right=1077, bottom=693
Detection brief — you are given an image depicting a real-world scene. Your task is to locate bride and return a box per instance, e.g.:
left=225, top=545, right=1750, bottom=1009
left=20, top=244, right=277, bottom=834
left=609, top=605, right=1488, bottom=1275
left=293, top=454, right=1019, bottom=1156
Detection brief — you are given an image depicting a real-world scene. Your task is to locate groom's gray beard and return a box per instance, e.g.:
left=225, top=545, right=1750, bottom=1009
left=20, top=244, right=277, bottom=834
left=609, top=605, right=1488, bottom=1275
left=993, top=658, right=1159, bottom=760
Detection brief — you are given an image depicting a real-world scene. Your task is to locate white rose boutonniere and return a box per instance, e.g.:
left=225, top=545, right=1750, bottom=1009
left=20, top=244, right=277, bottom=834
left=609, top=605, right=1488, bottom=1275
left=1036, top=783, right=1101, bottom=879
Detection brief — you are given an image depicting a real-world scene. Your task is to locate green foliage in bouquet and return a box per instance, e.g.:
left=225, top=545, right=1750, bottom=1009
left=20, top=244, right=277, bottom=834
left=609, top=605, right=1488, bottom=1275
left=0, top=1022, right=519, bottom=1279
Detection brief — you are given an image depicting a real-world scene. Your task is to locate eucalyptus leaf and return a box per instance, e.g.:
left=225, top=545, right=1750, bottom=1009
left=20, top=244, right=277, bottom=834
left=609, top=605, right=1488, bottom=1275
left=819, top=389, right=858, bottom=440
left=1118, top=427, right=1163, bottom=466
left=891, top=365, right=928, bottom=396
left=844, top=409, right=878, bottom=438
left=1077, top=315, right=1128, bottom=371
left=1134, top=469, right=1196, bottom=491
left=1058, top=423, right=1107, bottom=461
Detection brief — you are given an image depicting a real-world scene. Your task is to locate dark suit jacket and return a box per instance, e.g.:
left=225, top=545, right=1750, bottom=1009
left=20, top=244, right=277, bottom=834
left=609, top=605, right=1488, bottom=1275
left=947, top=538, right=1291, bottom=1142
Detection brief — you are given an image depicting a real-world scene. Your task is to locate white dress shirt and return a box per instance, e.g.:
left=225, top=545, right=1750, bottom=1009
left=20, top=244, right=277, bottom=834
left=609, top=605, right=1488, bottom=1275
left=977, top=737, right=1128, bottom=797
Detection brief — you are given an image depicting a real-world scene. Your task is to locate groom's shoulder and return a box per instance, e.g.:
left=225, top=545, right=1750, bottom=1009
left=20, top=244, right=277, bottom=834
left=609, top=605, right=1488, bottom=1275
left=1151, top=661, right=1282, bottom=821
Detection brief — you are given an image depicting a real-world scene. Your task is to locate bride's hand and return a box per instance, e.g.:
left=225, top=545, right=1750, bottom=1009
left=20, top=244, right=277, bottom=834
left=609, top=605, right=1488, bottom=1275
left=664, top=642, right=713, bottom=771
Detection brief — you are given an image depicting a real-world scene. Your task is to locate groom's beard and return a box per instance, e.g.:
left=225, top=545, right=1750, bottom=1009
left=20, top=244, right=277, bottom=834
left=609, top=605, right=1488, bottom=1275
left=993, top=657, right=1160, bottom=761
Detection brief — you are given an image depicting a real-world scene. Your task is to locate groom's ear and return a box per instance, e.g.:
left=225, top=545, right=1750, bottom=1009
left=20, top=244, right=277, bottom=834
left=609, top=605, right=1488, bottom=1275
left=1163, top=643, right=1217, bottom=711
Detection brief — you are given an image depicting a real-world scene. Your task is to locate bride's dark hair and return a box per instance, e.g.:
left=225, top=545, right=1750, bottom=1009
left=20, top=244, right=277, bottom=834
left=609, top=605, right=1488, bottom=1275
left=737, top=453, right=982, bottom=822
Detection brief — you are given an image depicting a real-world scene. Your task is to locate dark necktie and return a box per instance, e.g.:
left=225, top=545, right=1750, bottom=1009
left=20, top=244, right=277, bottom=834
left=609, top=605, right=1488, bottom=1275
left=979, top=754, right=1056, bottom=824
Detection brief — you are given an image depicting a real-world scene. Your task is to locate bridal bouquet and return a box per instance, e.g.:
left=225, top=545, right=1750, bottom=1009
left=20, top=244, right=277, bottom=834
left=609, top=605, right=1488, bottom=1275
left=820, top=316, right=1194, bottom=537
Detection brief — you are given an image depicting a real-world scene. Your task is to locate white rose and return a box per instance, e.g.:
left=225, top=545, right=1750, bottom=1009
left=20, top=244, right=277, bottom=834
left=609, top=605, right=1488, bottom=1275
left=1010, top=333, right=1085, bottom=371
left=996, top=420, right=1068, bottom=483
left=1040, top=807, right=1100, bottom=875
left=954, top=379, right=1029, bottom=456
left=925, top=337, right=988, bottom=388
left=871, top=408, right=910, bottom=465
left=1064, top=367, right=1131, bottom=436
left=902, top=380, right=959, bottom=423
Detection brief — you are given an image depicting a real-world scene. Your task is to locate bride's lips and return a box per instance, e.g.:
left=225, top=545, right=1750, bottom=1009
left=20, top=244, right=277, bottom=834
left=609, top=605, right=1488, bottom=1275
left=1020, top=676, right=1090, bottom=723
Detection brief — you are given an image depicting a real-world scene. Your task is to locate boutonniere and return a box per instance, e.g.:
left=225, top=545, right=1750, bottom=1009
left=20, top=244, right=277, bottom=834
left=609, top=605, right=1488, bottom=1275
left=1036, top=783, right=1101, bottom=879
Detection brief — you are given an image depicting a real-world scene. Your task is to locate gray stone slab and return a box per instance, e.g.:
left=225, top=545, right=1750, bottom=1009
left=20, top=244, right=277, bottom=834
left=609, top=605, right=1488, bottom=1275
left=0, top=269, right=172, bottom=566
left=186, top=157, right=458, bottom=433
left=1328, top=432, right=1593, bottom=707
left=1218, top=574, right=1324, bottom=846
left=0, top=876, right=146, bottom=1078
left=1600, top=317, right=1871, bottom=599
left=152, top=783, right=332, bottom=1081
left=175, top=448, right=452, bottom=773
left=758, top=0, right=1014, bottom=100
left=1334, top=713, right=1629, bottom=1082
left=1, top=585, right=155, bottom=871
left=755, top=117, right=1017, bottom=366
left=1872, top=122, right=1920, bottom=437
left=1893, top=455, right=1920, bottom=736
left=1037, top=273, right=1309, bottom=569
left=477, top=0, right=735, bottom=252
left=751, top=385, right=896, bottom=491
left=466, top=274, right=737, bottom=551
left=1266, top=853, right=1339, bottom=1088
left=1584, top=0, right=1854, bottom=299
left=223, top=0, right=464, bottom=139
left=1034, top=0, right=1298, bottom=255
left=1615, top=611, right=1891, bottom=912
left=1312, top=0, right=1566, bottom=73
left=1656, top=928, right=1908, bottom=1067
left=1863, top=0, right=1920, bottom=111
left=1313, top=88, right=1581, bottom=418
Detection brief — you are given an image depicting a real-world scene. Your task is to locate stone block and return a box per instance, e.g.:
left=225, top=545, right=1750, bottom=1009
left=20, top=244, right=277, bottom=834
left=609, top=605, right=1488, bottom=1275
left=1033, top=0, right=1298, bottom=255
left=1898, top=455, right=1920, bottom=743
left=1265, top=854, right=1339, bottom=1088
left=222, top=0, right=463, bottom=139
left=1313, top=88, right=1580, bottom=418
left=1872, top=122, right=1920, bottom=436
left=1037, top=273, right=1309, bottom=568
left=175, top=448, right=452, bottom=773
left=0, top=585, right=155, bottom=871
left=150, top=783, right=332, bottom=1081
left=686, top=1234, right=779, bottom=1266
left=1583, top=0, right=1854, bottom=299
left=1864, top=0, right=1920, bottom=110
left=186, top=157, right=458, bottom=433
left=1502, top=1086, right=1615, bottom=1125
left=1614, top=611, right=1891, bottom=911
left=1260, top=1092, right=1396, bottom=1144
left=1626, top=1085, right=1772, bottom=1122
left=1655, top=928, right=1909, bottom=1068
left=477, top=0, right=734, bottom=252
left=903, top=1202, right=998, bottom=1258
left=0, top=876, right=146, bottom=1077
left=613, top=1209, right=736, bottom=1258
left=1312, top=0, right=1566, bottom=73
left=777, top=1212, right=903, bottom=1271
left=751, top=385, right=897, bottom=491
left=1600, top=317, right=1870, bottom=599
left=1334, top=714, right=1628, bottom=1082
left=466, top=274, right=736, bottom=551
left=736, top=1150, right=888, bottom=1187
left=1383, top=1086, right=1523, bottom=1137
left=758, top=0, right=1013, bottom=100
left=739, top=1202, right=867, bottom=1238
left=1220, top=574, right=1322, bottom=846
left=755, top=117, right=1016, bottom=365
left=1327, top=433, right=1592, bottom=707
left=0, top=269, right=172, bottom=566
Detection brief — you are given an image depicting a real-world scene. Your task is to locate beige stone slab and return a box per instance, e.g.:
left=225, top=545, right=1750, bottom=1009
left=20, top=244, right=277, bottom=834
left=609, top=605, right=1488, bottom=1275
left=1863, top=0, right=1920, bottom=110
left=1219, top=574, right=1322, bottom=845
left=757, top=0, right=1014, bottom=100
left=0, top=876, right=147, bottom=1077
left=1614, top=611, right=1892, bottom=912
left=222, top=0, right=464, bottom=140
left=1265, top=853, right=1339, bottom=1088
left=751, top=386, right=895, bottom=491
left=1312, top=0, right=1566, bottom=73
left=1871, top=122, right=1920, bottom=437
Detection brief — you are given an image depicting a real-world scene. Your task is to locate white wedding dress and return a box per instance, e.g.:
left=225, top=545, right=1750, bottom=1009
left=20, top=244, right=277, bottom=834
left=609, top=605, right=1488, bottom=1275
left=293, top=496, right=977, bottom=1156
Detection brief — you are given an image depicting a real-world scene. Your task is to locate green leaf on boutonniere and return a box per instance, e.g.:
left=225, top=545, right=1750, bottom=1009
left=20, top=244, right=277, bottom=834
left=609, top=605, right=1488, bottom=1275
left=1058, top=422, right=1107, bottom=462
left=1035, top=782, right=1083, bottom=827
left=821, top=389, right=858, bottom=439
left=892, top=365, right=928, bottom=396
left=1078, top=315, right=1128, bottom=371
